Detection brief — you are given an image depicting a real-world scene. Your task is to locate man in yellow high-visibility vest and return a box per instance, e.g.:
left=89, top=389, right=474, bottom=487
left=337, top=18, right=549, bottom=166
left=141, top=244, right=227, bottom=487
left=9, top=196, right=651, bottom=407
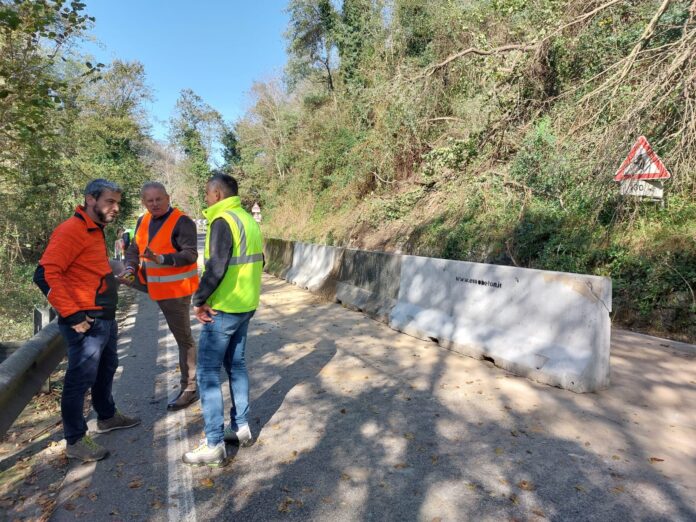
left=182, top=172, right=263, bottom=467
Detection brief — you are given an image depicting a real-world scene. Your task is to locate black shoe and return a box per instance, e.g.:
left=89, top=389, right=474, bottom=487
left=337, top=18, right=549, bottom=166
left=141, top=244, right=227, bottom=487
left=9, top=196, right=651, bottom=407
left=167, top=390, right=199, bottom=411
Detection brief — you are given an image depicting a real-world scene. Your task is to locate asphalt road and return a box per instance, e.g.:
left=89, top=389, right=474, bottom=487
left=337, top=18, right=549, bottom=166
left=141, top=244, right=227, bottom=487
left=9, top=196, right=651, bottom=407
left=37, top=264, right=695, bottom=521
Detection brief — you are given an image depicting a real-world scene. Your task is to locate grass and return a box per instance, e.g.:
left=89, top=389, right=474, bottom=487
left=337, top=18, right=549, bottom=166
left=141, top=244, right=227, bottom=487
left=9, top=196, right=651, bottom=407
left=0, top=263, right=46, bottom=343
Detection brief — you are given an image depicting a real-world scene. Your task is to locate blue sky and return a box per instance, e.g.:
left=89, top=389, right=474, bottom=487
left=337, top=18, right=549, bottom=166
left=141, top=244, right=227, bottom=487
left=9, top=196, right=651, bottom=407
left=82, top=1, right=290, bottom=143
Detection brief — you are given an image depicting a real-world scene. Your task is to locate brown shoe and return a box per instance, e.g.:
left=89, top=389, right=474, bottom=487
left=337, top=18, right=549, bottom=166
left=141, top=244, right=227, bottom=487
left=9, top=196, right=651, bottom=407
left=167, top=390, right=199, bottom=411
left=95, top=410, right=141, bottom=433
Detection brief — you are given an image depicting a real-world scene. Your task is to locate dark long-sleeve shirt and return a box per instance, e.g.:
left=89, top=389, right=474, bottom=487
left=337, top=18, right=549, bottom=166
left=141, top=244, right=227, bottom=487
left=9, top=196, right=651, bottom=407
left=124, top=208, right=198, bottom=277
left=192, top=218, right=232, bottom=307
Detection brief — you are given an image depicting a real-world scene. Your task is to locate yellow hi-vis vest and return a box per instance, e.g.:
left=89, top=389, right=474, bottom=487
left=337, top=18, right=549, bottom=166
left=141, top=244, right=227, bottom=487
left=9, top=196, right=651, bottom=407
left=203, top=196, right=263, bottom=313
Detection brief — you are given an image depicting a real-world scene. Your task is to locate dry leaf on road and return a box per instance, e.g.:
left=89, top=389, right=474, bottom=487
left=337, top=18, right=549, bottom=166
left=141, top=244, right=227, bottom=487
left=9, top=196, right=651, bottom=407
left=518, top=480, right=535, bottom=491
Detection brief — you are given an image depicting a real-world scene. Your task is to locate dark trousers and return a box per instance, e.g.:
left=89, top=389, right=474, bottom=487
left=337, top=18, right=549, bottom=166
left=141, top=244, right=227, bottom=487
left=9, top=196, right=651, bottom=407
left=59, top=319, right=118, bottom=444
left=157, top=295, right=197, bottom=391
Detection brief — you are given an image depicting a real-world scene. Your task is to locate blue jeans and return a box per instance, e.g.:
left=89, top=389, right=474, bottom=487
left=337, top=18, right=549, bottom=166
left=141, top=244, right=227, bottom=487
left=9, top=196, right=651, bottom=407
left=59, top=319, right=118, bottom=444
left=197, top=310, right=255, bottom=445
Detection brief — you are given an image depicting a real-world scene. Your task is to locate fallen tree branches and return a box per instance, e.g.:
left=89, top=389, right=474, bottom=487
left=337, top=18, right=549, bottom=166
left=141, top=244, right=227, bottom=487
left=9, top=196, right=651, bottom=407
left=417, top=0, right=626, bottom=79
left=609, top=0, right=674, bottom=98
left=424, top=44, right=536, bottom=77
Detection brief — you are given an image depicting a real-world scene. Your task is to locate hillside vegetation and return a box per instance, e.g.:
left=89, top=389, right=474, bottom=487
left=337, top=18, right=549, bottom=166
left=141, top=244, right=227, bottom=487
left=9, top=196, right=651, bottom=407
left=1, top=1, right=694, bottom=343
left=232, top=0, right=696, bottom=341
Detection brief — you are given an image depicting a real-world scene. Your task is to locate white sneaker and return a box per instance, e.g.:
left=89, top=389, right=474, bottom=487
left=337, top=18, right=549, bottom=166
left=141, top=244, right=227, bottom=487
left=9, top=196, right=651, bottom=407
left=182, top=439, right=226, bottom=467
left=223, top=424, right=252, bottom=447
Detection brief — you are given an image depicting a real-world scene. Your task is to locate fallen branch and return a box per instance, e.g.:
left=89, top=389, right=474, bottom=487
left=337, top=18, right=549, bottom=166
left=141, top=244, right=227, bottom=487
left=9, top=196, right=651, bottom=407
left=665, top=262, right=696, bottom=310
left=422, top=117, right=469, bottom=124
left=546, top=0, right=624, bottom=39
left=425, top=44, right=536, bottom=77
left=610, top=0, right=673, bottom=98
left=419, top=0, right=626, bottom=79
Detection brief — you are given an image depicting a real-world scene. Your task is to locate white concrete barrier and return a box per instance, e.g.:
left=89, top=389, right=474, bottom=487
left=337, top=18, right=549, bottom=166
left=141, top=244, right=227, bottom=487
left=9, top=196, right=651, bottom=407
left=286, top=242, right=342, bottom=294
left=389, top=256, right=612, bottom=393
left=336, top=249, right=402, bottom=322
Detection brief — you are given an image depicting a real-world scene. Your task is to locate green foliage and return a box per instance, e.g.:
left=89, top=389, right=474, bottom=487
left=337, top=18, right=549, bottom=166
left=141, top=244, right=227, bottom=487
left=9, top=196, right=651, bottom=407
left=337, top=0, right=383, bottom=89
left=285, top=0, right=338, bottom=90
left=370, top=188, right=425, bottom=222
left=395, top=0, right=434, bottom=59
left=0, top=263, right=45, bottom=342
left=234, top=0, right=696, bottom=339
left=168, top=89, right=223, bottom=211
left=510, top=118, right=567, bottom=197
left=221, top=126, right=242, bottom=168
left=0, top=4, right=155, bottom=339
left=423, top=136, right=479, bottom=179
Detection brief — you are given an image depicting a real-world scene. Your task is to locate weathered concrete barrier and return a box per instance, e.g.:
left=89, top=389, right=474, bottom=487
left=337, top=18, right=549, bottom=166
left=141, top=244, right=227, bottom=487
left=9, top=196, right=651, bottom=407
left=389, top=256, right=612, bottom=393
left=264, top=238, right=294, bottom=278
left=285, top=242, right=343, bottom=300
left=0, top=321, right=66, bottom=438
left=336, top=249, right=402, bottom=323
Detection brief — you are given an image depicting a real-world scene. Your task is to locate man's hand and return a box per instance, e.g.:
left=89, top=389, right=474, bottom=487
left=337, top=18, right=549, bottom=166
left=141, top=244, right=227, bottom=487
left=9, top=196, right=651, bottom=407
left=72, top=316, right=94, bottom=333
left=193, top=304, right=217, bottom=324
left=116, top=267, right=136, bottom=285
left=142, top=247, right=164, bottom=265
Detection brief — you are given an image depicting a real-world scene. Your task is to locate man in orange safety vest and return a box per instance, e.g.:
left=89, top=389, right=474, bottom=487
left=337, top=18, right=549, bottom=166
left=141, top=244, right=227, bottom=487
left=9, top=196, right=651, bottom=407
left=119, top=182, right=200, bottom=411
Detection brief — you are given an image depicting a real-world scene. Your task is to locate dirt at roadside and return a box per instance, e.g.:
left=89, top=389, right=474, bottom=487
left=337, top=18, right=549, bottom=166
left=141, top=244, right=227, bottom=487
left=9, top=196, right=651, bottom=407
left=0, top=288, right=136, bottom=522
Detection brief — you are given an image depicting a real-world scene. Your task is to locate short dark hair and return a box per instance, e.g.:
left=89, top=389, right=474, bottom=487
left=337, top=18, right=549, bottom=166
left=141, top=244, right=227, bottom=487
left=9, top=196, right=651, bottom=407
left=84, top=179, right=122, bottom=200
left=207, top=171, right=238, bottom=197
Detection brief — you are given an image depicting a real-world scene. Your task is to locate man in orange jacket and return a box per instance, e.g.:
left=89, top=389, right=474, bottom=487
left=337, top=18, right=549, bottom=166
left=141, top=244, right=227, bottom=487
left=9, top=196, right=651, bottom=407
left=34, top=179, right=141, bottom=462
left=119, top=182, right=200, bottom=411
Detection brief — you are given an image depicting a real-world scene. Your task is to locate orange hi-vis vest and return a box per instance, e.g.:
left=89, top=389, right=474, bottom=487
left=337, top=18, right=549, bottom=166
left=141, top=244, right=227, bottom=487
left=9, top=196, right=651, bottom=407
left=135, top=208, right=199, bottom=301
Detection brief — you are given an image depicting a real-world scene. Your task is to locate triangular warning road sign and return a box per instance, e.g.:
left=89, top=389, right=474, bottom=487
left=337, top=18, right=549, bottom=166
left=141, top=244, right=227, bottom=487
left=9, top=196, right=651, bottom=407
left=614, top=136, right=671, bottom=181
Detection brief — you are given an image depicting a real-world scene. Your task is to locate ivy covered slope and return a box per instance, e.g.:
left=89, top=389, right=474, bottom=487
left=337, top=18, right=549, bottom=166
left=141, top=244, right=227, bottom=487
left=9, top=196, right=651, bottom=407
left=233, top=0, right=696, bottom=341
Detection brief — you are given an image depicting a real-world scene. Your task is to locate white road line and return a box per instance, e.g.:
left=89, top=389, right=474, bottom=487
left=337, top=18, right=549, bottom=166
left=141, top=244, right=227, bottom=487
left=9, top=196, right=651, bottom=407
left=158, top=327, right=197, bottom=522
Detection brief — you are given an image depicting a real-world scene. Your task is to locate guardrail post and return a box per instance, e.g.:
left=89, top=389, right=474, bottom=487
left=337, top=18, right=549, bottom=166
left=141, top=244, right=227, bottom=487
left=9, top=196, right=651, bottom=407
left=33, top=306, right=56, bottom=393
left=33, top=306, right=56, bottom=335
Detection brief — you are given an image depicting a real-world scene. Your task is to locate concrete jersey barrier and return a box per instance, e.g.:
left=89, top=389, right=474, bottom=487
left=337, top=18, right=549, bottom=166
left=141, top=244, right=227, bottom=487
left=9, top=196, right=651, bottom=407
left=336, top=248, right=402, bottom=322
left=285, top=242, right=342, bottom=298
left=263, top=238, right=294, bottom=278
left=389, top=255, right=612, bottom=393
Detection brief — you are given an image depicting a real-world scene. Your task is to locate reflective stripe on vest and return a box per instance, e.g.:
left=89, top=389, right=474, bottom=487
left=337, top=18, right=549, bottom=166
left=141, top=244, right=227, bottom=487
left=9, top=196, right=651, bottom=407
left=203, top=212, right=264, bottom=267
left=134, top=208, right=199, bottom=300
left=224, top=211, right=263, bottom=266
left=202, top=197, right=263, bottom=314
left=229, top=253, right=263, bottom=266
left=147, top=269, right=199, bottom=283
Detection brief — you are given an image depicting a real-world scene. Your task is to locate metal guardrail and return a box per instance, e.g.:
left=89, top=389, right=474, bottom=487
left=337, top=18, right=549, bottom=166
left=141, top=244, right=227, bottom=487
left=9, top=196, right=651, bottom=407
left=0, top=320, right=65, bottom=438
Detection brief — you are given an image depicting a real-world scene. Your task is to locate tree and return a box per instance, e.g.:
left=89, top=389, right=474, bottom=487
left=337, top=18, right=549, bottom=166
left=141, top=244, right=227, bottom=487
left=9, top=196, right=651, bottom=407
left=69, top=60, right=154, bottom=222
left=0, top=0, right=100, bottom=259
left=394, top=0, right=434, bottom=58
left=221, top=125, right=242, bottom=169
left=86, top=60, right=152, bottom=122
left=169, top=89, right=222, bottom=209
left=242, top=80, right=297, bottom=181
left=285, top=0, right=338, bottom=91
left=337, top=0, right=383, bottom=88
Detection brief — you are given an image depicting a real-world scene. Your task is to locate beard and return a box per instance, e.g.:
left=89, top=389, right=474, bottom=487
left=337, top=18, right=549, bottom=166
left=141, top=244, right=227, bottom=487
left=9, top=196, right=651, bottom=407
left=95, top=206, right=116, bottom=224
